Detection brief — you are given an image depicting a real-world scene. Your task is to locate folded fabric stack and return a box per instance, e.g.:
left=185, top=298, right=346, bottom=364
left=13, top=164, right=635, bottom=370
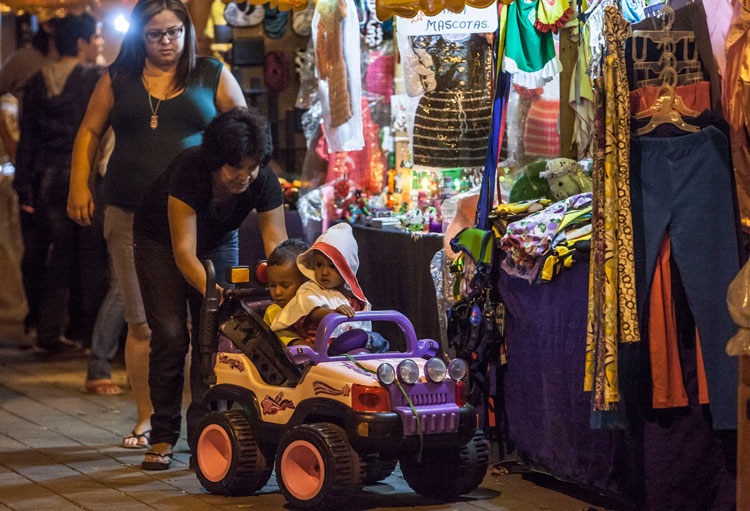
left=499, top=192, right=593, bottom=284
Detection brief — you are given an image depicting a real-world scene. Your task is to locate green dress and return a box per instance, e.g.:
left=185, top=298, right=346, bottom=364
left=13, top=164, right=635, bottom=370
left=501, top=0, right=561, bottom=89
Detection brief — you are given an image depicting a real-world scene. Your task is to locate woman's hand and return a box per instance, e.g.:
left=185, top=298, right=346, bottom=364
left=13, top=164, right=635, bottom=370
left=67, top=184, right=95, bottom=226
left=335, top=304, right=356, bottom=318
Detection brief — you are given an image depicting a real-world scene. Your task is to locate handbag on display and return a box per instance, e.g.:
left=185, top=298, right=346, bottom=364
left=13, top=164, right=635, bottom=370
left=224, top=1, right=265, bottom=28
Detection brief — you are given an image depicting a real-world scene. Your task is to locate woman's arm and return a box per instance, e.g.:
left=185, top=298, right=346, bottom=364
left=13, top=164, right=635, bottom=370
left=168, top=195, right=217, bottom=295
left=256, top=204, right=288, bottom=257
left=68, top=72, right=113, bottom=226
left=215, top=65, right=247, bottom=112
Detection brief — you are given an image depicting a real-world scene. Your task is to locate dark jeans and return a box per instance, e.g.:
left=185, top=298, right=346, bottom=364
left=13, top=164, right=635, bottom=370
left=134, top=234, right=238, bottom=448
left=19, top=208, right=49, bottom=333
left=86, top=282, right=125, bottom=381
left=629, top=126, right=739, bottom=430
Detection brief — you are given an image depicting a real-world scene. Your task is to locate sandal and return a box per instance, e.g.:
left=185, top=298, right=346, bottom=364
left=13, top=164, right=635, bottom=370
left=85, top=379, right=123, bottom=395
left=141, top=449, right=173, bottom=470
left=123, top=429, right=151, bottom=449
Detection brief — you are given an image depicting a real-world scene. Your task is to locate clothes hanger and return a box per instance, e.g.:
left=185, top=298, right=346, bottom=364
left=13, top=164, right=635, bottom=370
left=632, top=3, right=700, bottom=135
left=634, top=67, right=700, bottom=135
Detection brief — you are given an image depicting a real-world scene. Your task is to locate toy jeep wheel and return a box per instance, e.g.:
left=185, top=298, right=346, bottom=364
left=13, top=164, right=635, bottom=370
left=275, top=423, right=363, bottom=509
left=400, top=429, right=489, bottom=499
left=194, top=410, right=273, bottom=495
left=363, top=454, right=398, bottom=484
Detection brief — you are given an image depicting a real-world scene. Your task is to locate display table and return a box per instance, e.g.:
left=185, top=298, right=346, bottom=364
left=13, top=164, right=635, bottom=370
left=352, top=224, right=443, bottom=343
left=498, top=262, right=736, bottom=510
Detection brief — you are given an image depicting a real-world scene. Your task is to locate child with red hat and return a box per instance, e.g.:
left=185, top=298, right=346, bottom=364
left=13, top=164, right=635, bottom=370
left=271, top=222, right=384, bottom=349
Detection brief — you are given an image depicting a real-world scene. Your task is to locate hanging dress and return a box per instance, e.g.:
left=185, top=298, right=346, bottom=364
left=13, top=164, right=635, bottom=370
left=411, top=34, right=493, bottom=169
left=502, top=0, right=561, bottom=89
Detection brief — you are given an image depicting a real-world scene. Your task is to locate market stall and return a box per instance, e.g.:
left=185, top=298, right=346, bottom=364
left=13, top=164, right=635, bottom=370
left=272, top=0, right=747, bottom=508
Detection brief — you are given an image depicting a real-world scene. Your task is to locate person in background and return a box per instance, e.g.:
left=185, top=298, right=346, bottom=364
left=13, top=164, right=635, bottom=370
left=3, top=15, right=59, bottom=338
left=67, top=0, right=246, bottom=449
left=13, top=13, right=104, bottom=354
left=264, top=238, right=309, bottom=346
left=133, top=108, right=287, bottom=470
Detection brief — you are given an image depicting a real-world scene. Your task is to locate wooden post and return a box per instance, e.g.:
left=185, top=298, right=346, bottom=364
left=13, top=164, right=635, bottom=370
left=558, top=25, right=577, bottom=159
left=740, top=355, right=750, bottom=509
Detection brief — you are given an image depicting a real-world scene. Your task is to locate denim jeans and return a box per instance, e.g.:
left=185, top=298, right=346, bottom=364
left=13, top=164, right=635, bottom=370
left=134, top=233, right=238, bottom=448
left=86, top=282, right=126, bottom=381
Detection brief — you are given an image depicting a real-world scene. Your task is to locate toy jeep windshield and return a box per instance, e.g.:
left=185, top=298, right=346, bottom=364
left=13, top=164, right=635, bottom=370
left=193, top=261, right=488, bottom=509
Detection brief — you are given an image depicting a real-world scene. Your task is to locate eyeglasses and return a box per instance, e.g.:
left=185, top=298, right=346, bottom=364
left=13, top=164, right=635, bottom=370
left=144, top=26, right=184, bottom=43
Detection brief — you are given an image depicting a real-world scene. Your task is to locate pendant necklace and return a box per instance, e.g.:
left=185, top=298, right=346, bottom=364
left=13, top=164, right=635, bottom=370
left=144, top=77, right=162, bottom=130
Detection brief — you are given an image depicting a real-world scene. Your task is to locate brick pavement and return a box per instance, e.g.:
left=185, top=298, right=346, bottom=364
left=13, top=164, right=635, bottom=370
left=0, top=338, right=618, bottom=511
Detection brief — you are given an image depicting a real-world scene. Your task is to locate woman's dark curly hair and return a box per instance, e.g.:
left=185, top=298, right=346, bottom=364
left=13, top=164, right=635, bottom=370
left=202, top=107, right=273, bottom=171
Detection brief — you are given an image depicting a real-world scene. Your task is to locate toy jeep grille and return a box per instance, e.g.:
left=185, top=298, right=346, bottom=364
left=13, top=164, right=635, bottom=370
left=399, top=389, right=449, bottom=407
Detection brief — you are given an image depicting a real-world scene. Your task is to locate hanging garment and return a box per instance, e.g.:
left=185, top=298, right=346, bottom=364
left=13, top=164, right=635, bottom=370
left=724, top=0, right=750, bottom=230
left=620, top=0, right=645, bottom=24
left=629, top=81, right=711, bottom=116
left=570, top=22, right=595, bottom=159
left=584, top=0, right=616, bottom=79
left=648, top=233, right=709, bottom=409
left=535, top=0, right=572, bottom=32
left=411, top=34, right=492, bottom=169
left=584, top=6, right=640, bottom=417
left=502, top=0, right=561, bottom=89
left=523, top=97, right=560, bottom=157
left=314, top=0, right=361, bottom=143
left=630, top=126, right=739, bottom=430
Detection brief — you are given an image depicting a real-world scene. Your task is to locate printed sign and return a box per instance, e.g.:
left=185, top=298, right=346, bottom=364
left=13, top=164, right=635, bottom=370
left=395, top=3, right=498, bottom=36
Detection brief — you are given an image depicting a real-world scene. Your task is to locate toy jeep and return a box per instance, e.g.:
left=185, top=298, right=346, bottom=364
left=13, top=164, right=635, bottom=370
left=193, top=261, right=488, bottom=509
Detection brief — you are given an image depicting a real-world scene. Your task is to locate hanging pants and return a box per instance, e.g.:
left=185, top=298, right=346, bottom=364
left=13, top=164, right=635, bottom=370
left=629, top=125, right=739, bottom=430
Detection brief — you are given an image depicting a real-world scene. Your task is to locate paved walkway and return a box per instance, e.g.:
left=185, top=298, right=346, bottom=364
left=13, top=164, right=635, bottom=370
left=0, top=338, right=621, bottom=511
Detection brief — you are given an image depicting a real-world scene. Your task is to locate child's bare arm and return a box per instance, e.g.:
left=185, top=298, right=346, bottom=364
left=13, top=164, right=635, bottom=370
left=309, top=304, right=355, bottom=321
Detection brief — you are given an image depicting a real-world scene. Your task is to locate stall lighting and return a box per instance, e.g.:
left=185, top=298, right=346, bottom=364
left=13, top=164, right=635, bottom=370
left=453, top=178, right=461, bottom=190
left=113, top=14, right=129, bottom=33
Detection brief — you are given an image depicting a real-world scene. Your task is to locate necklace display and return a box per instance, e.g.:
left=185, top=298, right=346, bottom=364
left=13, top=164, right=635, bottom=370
left=143, top=77, right=162, bottom=130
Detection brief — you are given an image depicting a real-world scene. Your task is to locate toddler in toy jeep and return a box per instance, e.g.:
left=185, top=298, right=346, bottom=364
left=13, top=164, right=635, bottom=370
left=270, top=223, right=388, bottom=352
left=263, top=239, right=309, bottom=346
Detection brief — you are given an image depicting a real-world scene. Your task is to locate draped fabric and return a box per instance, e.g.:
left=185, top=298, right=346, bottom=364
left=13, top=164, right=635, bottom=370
left=724, top=0, right=750, bottom=231
left=584, top=6, right=640, bottom=413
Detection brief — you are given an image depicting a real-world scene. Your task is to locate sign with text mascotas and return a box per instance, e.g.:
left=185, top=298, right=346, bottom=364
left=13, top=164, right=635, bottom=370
left=395, top=2, right=498, bottom=36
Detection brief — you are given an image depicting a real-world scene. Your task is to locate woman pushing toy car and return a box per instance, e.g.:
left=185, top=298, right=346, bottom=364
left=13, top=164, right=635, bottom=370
left=132, top=108, right=287, bottom=470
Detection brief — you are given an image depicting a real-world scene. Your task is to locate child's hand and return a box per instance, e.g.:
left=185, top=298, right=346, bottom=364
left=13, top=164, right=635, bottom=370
left=335, top=304, right=355, bottom=318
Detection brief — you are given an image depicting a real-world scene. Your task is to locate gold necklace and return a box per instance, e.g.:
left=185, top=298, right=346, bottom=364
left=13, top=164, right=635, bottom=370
left=143, top=77, right=162, bottom=130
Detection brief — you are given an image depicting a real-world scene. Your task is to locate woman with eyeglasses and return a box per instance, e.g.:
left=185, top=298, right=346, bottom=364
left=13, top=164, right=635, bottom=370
left=67, top=0, right=246, bottom=458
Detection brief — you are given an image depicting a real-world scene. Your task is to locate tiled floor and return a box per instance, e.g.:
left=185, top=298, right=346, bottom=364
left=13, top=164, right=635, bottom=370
left=0, top=336, right=621, bottom=510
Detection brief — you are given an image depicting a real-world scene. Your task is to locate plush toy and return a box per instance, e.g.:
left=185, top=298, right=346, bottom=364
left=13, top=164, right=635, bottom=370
left=508, top=159, right=554, bottom=203
left=402, top=208, right=424, bottom=232
left=539, top=158, right=593, bottom=201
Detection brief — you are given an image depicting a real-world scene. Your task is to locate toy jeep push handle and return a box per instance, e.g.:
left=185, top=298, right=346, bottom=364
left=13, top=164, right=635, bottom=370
left=315, top=310, right=419, bottom=354
left=200, top=260, right=219, bottom=385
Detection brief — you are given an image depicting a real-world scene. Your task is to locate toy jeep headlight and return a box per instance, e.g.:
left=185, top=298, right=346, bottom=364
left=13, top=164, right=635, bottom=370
left=448, top=358, right=467, bottom=381
left=397, top=359, right=419, bottom=385
left=424, top=357, right=447, bottom=383
left=377, top=363, right=396, bottom=385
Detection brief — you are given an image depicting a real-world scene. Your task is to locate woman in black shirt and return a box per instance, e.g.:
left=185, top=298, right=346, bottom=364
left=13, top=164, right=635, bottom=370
left=133, top=108, right=287, bottom=469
